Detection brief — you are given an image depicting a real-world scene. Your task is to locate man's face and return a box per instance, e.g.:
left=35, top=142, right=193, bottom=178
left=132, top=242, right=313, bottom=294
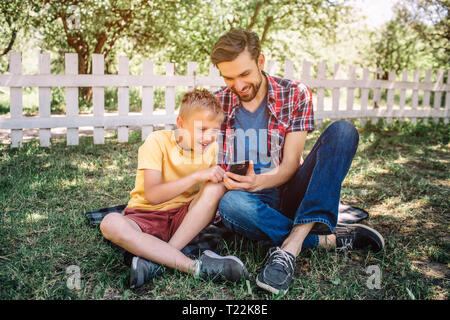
left=217, top=50, right=264, bottom=102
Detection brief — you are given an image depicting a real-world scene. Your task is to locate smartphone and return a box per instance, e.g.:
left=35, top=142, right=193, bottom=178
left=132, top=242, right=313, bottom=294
left=229, top=161, right=250, bottom=176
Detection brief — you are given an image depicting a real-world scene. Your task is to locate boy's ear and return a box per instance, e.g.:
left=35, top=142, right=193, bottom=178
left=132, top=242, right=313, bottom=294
left=176, top=116, right=183, bottom=129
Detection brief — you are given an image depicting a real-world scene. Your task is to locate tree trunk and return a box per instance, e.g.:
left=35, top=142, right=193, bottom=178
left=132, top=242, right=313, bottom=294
left=77, top=50, right=92, bottom=103
left=60, top=10, right=93, bottom=103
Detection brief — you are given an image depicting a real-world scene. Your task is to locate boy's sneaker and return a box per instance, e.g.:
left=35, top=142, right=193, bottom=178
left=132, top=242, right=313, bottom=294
left=198, top=250, right=248, bottom=282
left=335, top=223, right=385, bottom=252
left=256, top=247, right=296, bottom=296
left=130, top=256, right=165, bottom=289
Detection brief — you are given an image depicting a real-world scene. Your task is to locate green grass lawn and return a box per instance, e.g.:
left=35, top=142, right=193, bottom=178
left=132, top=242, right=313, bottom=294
left=0, top=119, right=448, bottom=300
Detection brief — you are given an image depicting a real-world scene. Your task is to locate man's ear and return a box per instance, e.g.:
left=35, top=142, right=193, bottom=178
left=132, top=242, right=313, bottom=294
left=257, top=54, right=265, bottom=71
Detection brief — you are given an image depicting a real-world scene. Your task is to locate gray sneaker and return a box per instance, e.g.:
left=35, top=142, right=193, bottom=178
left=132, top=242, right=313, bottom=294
left=130, top=256, right=165, bottom=289
left=198, top=250, right=248, bottom=282
left=256, top=247, right=296, bottom=296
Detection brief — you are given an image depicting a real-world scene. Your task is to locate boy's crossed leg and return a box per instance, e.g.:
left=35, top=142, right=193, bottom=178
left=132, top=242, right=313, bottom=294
left=169, top=182, right=225, bottom=251
left=100, top=182, right=247, bottom=287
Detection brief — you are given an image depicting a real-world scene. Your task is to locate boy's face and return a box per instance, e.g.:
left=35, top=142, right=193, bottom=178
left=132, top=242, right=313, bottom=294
left=217, top=49, right=265, bottom=102
left=176, top=109, right=222, bottom=153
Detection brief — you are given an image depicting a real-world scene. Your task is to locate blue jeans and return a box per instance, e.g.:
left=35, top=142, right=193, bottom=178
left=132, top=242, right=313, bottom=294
left=218, top=120, right=359, bottom=248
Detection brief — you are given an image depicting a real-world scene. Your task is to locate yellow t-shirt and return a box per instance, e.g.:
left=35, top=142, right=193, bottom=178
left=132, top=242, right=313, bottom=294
left=127, top=130, right=218, bottom=211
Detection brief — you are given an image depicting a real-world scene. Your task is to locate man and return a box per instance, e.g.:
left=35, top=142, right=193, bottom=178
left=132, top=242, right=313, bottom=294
left=211, top=29, right=384, bottom=295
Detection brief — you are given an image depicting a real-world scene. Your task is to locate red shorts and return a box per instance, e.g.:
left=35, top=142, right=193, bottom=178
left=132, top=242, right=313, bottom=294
left=123, top=201, right=192, bottom=242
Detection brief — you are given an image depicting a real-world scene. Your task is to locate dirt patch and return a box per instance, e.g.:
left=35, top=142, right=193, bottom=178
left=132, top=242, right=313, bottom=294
left=0, top=126, right=143, bottom=145
left=412, top=260, right=449, bottom=280
left=0, top=127, right=95, bottom=144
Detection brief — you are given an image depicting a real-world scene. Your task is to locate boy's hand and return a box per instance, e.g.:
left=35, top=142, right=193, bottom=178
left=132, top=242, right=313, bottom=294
left=194, top=166, right=226, bottom=183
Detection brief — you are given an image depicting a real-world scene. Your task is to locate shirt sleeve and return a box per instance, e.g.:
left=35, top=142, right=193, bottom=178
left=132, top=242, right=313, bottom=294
left=288, top=84, right=315, bottom=133
left=137, top=133, right=163, bottom=171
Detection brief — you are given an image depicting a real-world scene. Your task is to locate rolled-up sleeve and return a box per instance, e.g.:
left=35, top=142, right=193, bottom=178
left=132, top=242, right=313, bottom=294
left=288, top=84, right=315, bottom=133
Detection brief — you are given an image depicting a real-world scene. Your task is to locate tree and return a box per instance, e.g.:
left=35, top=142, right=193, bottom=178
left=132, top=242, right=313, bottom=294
left=393, top=0, right=449, bottom=70
left=31, top=0, right=195, bottom=100
left=396, top=0, right=450, bottom=68
left=0, top=0, right=39, bottom=57
left=6, top=0, right=355, bottom=82
left=367, top=0, right=448, bottom=82
left=370, top=18, right=423, bottom=79
left=132, top=0, right=354, bottom=73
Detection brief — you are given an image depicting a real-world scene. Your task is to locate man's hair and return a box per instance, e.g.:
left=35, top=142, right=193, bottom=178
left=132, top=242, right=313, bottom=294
left=210, top=29, right=261, bottom=66
left=179, top=89, right=225, bottom=121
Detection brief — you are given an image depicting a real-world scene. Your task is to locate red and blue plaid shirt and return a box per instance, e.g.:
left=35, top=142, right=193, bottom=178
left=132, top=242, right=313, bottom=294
left=215, top=71, right=315, bottom=169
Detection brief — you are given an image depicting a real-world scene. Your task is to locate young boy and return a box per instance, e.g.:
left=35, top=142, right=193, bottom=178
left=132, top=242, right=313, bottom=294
left=100, top=89, right=247, bottom=288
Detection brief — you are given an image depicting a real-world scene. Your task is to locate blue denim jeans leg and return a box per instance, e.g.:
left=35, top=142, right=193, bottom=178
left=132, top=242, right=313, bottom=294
left=279, top=120, right=359, bottom=235
left=218, top=120, right=359, bottom=248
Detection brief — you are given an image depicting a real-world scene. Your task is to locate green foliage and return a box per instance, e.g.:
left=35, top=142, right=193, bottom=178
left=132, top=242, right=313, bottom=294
left=50, top=88, right=66, bottom=114
left=142, top=0, right=354, bottom=73
left=369, top=0, right=449, bottom=76
left=0, top=0, right=38, bottom=56
left=5, top=0, right=353, bottom=78
left=32, top=0, right=183, bottom=74
left=370, top=19, right=424, bottom=78
left=395, top=0, right=449, bottom=70
left=0, top=0, right=447, bottom=112
left=0, top=0, right=40, bottom=72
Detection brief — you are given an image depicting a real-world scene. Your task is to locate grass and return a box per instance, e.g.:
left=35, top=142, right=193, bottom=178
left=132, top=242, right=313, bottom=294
left=0, top=119, right=449, bottom=300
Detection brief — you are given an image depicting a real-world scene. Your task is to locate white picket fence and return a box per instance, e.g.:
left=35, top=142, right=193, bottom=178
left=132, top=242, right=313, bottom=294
left=0, top=52, right=449, bottom=148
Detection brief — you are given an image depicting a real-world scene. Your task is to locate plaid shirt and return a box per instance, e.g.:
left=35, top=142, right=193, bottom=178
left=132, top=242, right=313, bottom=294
left=215, top=71, right=314, bottom=169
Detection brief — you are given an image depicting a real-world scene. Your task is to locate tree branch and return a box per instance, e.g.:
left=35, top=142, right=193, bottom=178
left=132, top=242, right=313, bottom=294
left=260, top=15, right=274, bottom=45
left=1, top=28, right=17, bottom=57
left=246, top=1, right=267, bottom=31
left=93, top=32, right=107, bottom=54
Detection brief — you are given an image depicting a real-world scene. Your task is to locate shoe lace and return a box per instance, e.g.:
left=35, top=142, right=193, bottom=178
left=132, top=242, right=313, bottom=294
left=337, top=237, right=354, bottom=252
left=269, top=247, right=295, bottom=274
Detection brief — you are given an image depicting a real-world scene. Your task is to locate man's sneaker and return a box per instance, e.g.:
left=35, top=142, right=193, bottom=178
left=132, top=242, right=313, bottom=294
left=130, top=256, right=165, bottom=289
left=256, top=247, right=296, bottom=296
left=335, top=223, right=385, bottom=252
left=337, top=202, right=369, bottom=225
left=198, top=250, right=248, bottom=282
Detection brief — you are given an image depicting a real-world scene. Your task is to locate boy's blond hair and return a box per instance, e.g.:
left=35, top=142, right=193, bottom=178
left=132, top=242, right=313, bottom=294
left=179, top=89, right=225, bottom=122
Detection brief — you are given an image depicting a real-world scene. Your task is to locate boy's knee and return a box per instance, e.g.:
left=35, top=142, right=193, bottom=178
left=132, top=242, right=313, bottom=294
left=99, top=212, right=125, bottom=241
left=202, top=182, right=226, bottom=199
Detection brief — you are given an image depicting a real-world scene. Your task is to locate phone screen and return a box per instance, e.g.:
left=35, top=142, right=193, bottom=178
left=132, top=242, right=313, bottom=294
left=229, top=161, right=249, bottom=176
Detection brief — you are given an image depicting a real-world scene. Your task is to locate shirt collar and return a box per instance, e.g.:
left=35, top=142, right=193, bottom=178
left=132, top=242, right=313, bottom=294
left=263, top=70, right=278, bottom=104
left=263, top=71, right=278, bottom=118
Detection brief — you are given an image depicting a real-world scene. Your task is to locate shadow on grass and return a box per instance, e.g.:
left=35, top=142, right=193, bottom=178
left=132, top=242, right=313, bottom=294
left=0, top=120, right=448, bottom=299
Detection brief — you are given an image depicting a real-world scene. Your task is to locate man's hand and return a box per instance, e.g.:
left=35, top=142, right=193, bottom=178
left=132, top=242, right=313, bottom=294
left=223, top=131, right=308, bottom=192
left=223, top=161, right=260, bottom=192
left=194, top=165, right=226, bottom=184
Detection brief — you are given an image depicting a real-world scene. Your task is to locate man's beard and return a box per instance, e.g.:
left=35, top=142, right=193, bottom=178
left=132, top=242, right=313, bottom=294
left=232, top=71, right=263, bottom=102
